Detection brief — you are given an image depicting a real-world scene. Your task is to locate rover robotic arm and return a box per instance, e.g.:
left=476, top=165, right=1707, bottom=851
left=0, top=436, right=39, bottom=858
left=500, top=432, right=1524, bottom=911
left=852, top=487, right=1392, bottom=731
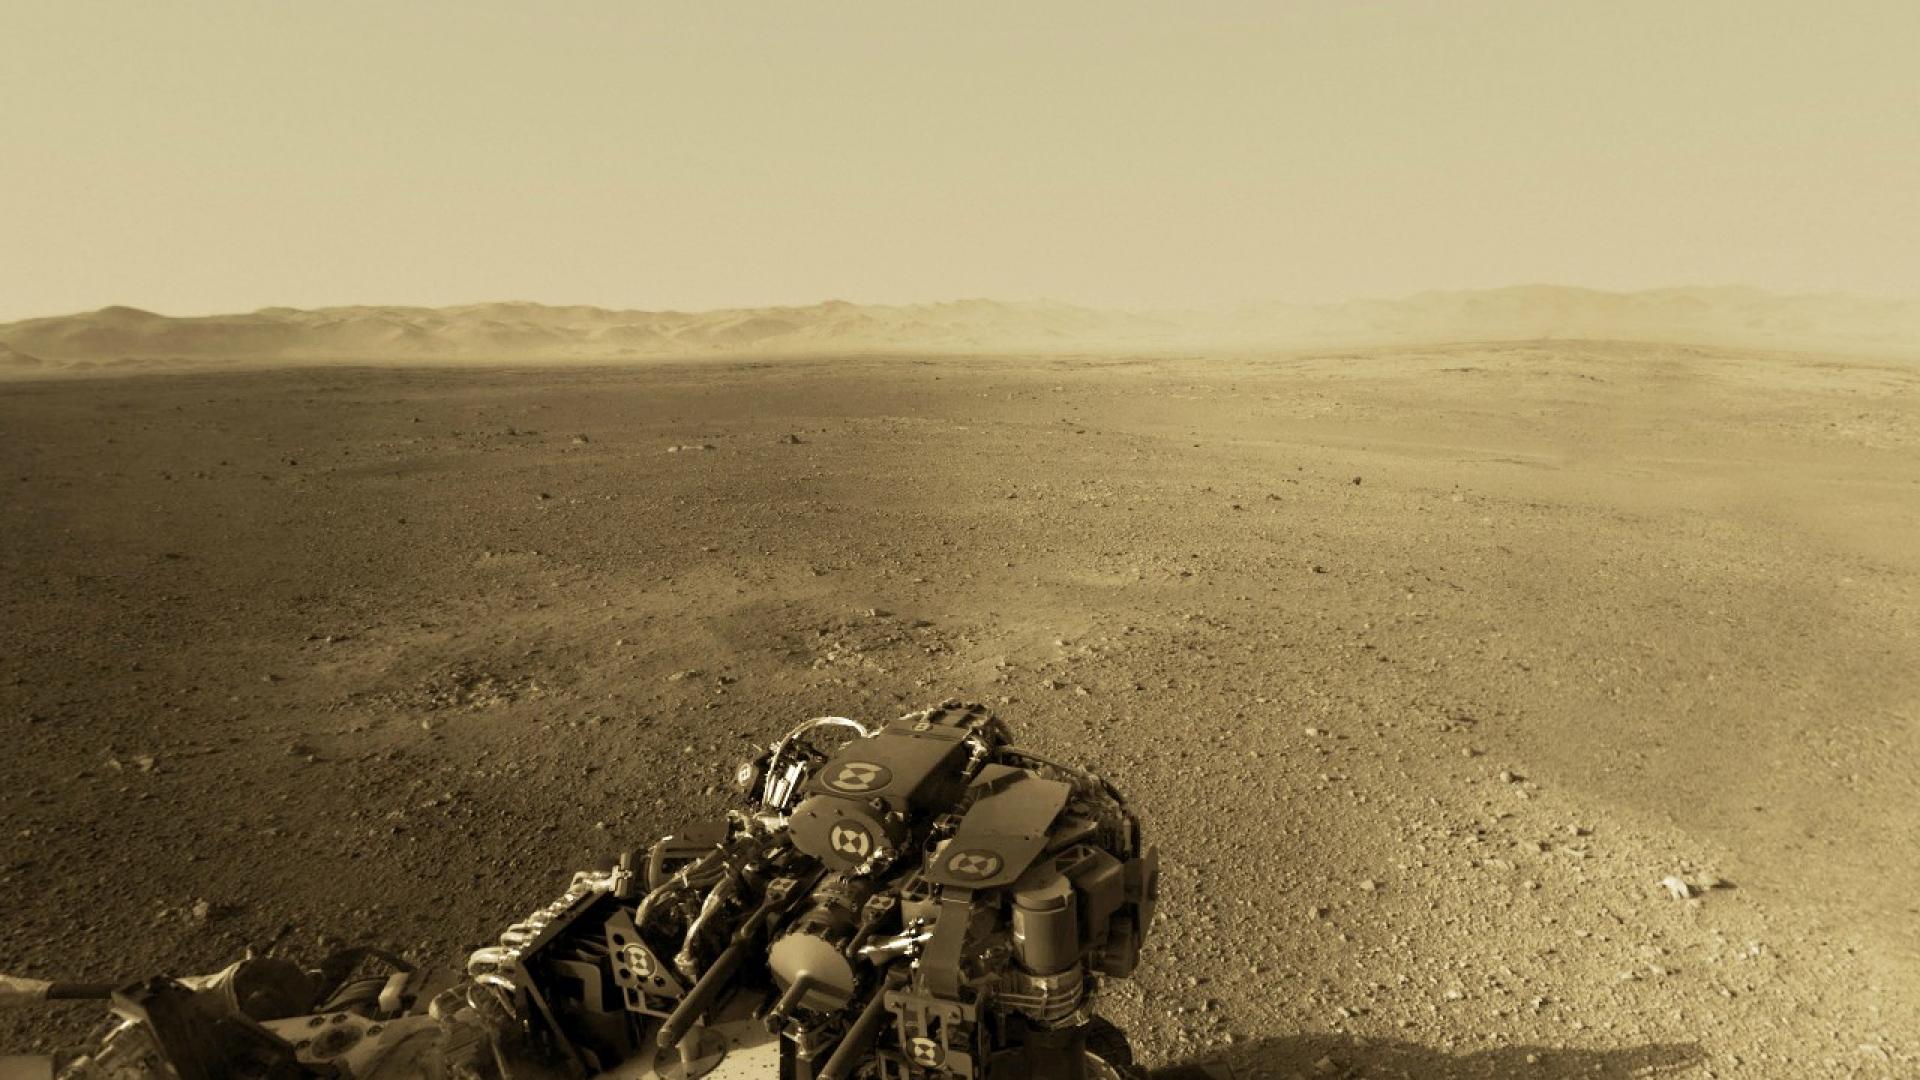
left=6, top=703, right=1157, bottom=1080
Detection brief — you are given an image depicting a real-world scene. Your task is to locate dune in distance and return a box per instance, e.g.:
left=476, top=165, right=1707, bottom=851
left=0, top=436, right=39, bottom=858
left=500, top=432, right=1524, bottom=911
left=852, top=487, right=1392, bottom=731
left=3, top=284, right=1918, bottom=373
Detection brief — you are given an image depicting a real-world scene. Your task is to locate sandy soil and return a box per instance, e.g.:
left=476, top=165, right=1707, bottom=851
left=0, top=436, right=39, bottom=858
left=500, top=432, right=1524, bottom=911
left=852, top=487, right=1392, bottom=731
left=2, top=341, right=1916, bottom=1078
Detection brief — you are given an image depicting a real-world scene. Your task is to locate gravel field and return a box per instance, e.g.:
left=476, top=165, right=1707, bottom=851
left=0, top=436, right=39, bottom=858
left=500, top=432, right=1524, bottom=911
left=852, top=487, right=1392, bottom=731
left=2, top=343, right=1916, bottom=1078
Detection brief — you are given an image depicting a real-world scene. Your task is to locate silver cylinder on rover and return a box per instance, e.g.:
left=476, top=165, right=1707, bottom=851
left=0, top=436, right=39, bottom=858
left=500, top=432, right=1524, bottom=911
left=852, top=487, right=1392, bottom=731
left=1011, top=874, right=1079, bottom=976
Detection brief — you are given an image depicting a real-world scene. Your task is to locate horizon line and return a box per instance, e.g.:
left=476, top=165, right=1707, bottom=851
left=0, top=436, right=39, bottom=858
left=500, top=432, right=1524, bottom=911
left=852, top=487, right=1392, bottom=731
left=8, top=282, right=1918, bottom=326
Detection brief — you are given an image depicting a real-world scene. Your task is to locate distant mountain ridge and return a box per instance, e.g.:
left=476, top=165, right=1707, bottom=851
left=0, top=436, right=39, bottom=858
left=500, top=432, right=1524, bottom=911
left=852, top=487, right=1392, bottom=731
left=3, top=287, right=1917, bottom=366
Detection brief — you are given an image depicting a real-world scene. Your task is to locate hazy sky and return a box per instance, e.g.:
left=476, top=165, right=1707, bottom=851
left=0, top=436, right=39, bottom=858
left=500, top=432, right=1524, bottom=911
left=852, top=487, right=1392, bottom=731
left=3, top=2, right=1915, bottom=320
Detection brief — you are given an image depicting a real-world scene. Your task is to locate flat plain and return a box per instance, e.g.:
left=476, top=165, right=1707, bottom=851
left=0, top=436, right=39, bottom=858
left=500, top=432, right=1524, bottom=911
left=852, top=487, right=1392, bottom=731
left=2, top=341, right=1916, bottom=1077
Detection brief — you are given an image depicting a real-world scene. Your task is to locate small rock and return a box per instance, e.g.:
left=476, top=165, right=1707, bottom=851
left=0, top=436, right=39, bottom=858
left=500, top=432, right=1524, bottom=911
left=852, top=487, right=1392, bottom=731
left=1358, top=878, right=1379, bottom=893
left=1660, top=876, right=1695, bottom=900
left=190, top=899, right=212, bottom=922
left=778, top=433, right=802, bottom=444
left=668, top=669, right=704, bottom=682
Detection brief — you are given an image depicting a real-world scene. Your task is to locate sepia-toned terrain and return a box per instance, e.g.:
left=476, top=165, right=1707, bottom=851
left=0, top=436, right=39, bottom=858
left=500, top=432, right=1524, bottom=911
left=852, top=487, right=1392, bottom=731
left=2, top=334, right=1916, bottom=1078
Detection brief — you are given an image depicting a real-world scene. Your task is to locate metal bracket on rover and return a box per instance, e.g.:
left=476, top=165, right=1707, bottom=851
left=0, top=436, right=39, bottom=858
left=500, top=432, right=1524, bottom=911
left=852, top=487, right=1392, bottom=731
left=4, top=702, right=1159, bottom=1080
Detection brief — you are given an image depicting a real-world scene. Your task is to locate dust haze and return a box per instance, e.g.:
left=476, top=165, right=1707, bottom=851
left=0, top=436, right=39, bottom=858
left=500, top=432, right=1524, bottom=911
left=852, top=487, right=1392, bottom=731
left=4, top=288, right=1920, bottom=374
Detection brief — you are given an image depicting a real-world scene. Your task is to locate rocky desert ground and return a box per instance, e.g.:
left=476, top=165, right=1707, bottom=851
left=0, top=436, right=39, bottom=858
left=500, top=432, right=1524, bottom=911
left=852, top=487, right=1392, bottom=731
left=2, top=337, right=1916, bottom=1078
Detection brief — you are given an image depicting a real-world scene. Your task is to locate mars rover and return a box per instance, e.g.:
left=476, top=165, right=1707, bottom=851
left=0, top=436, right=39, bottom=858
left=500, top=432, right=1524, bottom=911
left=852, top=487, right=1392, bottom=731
left=2, top=703, right=1158, bottom=1079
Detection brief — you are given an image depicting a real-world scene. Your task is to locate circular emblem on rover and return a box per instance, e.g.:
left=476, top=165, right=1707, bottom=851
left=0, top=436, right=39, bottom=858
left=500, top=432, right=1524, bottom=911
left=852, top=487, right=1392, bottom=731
left=621, top=943, right=656, bottom=979
left=944, top=849, right=1003, bottom=880
left=829, top=820, right=876, bottom=859
left=908, top=1036, right=945, bottom=1067
left=825, top=760, right=892, bottom=794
